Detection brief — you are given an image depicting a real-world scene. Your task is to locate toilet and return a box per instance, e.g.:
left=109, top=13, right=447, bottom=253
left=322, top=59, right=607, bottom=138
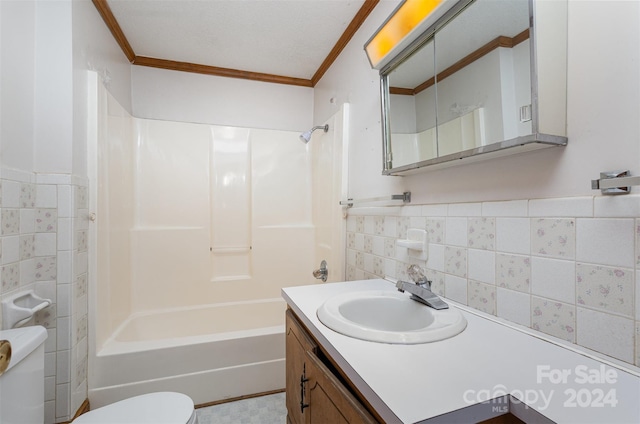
left=0, top=324, right=197, bottom=424
left=0, top=325, right=48, bottom=424
left=72, top=392, right=198, bottom=424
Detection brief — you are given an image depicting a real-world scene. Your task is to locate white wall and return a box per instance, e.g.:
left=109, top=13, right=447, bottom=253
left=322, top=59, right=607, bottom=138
left=34, top=0, right=73, bottom=174
left=131, top=66, right=313, bottom=132
left=314, top=0, right=404, bottom=201
left=315, top=0, right=640, bottom=205
left=0, top=0, right=36, bottom=172
left=73, top=0, right=134, bottom=177
left=0, top=0, right=132, bottom=177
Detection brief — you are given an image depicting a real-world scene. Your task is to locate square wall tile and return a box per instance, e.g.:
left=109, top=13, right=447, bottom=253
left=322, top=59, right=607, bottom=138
left=636, top=322, right=640, bottom=366
left=384, top=238, right=395, bottom=258
left=531, top=218, right=575, bottom=259
left=20, top=183, right=35, bottom=208
left=448, top=202, right=481, bottom=216
left=383, top=216, right=397, bottom=237
left=35, top=233, right=57, bottom=257
left=422, top=204, right=447, bottom=216
left=576, top=263, right=633, bottom=317
left=19, top=235, right=35, bottom=260
left=426, top=218, right=444, bottom=244
left=363, top=235, right=373, bottom=253
left=529, top=197, right=593, bottom=217
left=482, top=200, right=528, bottom=217
left=19, top=209, right=35, bottom=234
left=445, top=217, right=467, bottom=247
left=1, top=209, right=20, bottom=235
left=35, top=257, right=57, bottom=281
left=426, top=269, right=445, bottom=296
left=531, top=257, right=575, bottom=304
left=1, top=180, right=20, bottom=207
left=1, top=263, right=19, bottom=293
left=426, top=243, right=444, bottom=272
left=496, top=218, right=530, bottom=255
left=36, top=185, right=57, bottom=208
left=467, top=249, right=495, bottom=284
left=35, top=209, right=57, bottom=233
left=346, top=232, right=355, bottom=249
left=577, top=218, right=635, bottom=268
left=372, top=236, right=385, bottom=256
left=355, top=216, right=364, bottom=233
left=531, top=296, right=576, bottom=342
left=496, top=253, right=530, bottom=293
left=468, top=217, right=495, bottom=250
left=373, top=216, right=384, bottom=235
left=576, top=307, right=634, bottom=363
left=445, top=274, right=467, bottom=304
left=396, top=217, right=409, bottom=239
left=594, top=194, right=640, bottom=218
left=497, top=288, right=531, bottom=327
left=346, top=216, right=356, bottom=232
left=444, top=246, right=467, bottom=278
left=1, top=235, right=19, bottom=264
left=637, top=219, right=640, bottom=267
left=468, top=280, right=496, bottom=315
left=364, top=216, right=374, bottom=235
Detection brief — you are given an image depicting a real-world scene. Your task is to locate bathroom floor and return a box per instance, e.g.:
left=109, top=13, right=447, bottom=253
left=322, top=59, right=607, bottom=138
left=196, top=392, right=287, bottom=424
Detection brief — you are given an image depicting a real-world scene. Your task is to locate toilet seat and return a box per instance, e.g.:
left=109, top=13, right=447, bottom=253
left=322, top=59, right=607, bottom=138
left=73, top=392, right=197, bottom=424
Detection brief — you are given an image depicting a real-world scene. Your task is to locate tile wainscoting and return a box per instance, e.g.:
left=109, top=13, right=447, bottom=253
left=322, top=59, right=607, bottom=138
left=0, top=167, right=89, bottom=423
left=345, top=196, right=640, bottom=368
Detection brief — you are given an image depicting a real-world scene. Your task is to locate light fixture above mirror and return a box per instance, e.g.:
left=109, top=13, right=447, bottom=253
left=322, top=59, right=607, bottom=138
left=367, top=0, right=569, bottom=175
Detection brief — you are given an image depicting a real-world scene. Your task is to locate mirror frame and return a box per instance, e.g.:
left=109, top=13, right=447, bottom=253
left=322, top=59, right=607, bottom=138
left=379, top=0, right=568, bottom=176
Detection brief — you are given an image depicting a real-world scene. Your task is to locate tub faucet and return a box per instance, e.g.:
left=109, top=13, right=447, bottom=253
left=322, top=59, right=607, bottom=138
left=397, top=265, right=448, bottom=310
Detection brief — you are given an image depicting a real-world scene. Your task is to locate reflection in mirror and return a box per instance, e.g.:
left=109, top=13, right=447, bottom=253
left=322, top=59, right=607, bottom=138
left=435, top=0, right=531, bottom=156
left=383, top=0, right=539, bottom=172
left=387, top=39, right=436, bottom=168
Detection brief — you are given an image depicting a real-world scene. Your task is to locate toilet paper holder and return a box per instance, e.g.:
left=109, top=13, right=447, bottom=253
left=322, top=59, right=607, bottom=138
left=1, top=290, right=52, bottom=330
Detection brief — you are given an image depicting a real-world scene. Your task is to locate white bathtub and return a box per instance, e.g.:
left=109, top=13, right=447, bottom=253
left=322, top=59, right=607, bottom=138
left=89, top=298, right=287, bottom=408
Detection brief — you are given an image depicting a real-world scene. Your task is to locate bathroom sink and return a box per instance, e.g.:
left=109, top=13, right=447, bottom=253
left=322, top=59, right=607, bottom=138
left=317, top=290, right=467, bottom=344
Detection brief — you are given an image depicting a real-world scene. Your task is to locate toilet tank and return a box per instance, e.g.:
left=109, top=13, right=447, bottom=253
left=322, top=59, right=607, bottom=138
left=0, top=325, right=48, bottom=424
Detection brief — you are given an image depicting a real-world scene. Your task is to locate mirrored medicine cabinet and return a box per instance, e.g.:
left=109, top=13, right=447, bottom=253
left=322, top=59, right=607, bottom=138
left=375, top=0, right=568, bottom=175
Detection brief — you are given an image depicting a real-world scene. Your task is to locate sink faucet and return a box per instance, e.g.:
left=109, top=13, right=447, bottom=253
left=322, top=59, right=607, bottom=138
left=396, top=265, right=449, bottom=310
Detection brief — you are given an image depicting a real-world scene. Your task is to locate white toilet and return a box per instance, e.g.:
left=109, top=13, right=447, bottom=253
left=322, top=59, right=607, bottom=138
left=72, top=392, right=198, bottom=424
left=0, top=325, right=48, bottom=424
left=0, top=324, right=197, bottom=424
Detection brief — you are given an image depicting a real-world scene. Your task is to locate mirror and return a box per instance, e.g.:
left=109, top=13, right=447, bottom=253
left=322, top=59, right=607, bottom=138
left=381, top=0, right=567, bottom=175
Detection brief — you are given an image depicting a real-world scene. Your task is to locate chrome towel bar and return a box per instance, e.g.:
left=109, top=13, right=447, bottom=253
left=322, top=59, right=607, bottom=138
left=339, top=192, right=411, bottom=207
left=592, top=171, right=640, bottom=195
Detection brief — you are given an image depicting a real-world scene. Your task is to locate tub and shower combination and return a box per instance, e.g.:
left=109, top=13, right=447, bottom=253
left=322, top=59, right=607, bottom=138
left=87, top=76, right=348, bottom=408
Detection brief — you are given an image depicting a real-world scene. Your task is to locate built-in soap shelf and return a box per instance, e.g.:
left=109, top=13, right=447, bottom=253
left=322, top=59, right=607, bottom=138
left=396, top=228, right=428, bottom=260
left=1, top=290, right=52, bottom=330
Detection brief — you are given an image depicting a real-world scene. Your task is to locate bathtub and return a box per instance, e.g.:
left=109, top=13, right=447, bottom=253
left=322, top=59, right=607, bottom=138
left=88, top=298, right=287, bottom=408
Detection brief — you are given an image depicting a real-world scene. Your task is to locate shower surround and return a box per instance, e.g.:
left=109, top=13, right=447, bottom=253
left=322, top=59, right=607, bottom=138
left=88, top=76, right=346, bottom=406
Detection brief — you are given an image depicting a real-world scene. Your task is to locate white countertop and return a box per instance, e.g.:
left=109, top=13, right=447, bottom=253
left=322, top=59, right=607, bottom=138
left=282, top=279, right=640, bottom=424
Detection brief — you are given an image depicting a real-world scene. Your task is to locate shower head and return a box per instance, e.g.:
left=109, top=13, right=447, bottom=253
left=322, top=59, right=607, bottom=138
left=299, top=124, right=329, bottom=144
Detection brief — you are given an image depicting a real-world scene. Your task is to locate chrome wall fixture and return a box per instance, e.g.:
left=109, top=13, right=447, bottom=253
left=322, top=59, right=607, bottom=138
left=592, top=170, right=640, bottom=195
left=299, top=124, right=329, bottom=144
left=339, top=192, right=411, bottom=207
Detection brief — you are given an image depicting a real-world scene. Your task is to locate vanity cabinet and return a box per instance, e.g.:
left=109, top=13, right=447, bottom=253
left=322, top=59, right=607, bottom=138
left=285, top=309, right=377, bottom=424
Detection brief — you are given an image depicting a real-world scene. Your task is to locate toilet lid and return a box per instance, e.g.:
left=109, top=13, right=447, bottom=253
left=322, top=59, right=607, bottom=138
left=73, top=392, right=195, bottom=424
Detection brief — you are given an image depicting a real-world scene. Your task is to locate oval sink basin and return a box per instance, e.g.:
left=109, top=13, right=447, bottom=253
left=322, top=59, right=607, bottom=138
left=317, top=290, right=467, bottom=344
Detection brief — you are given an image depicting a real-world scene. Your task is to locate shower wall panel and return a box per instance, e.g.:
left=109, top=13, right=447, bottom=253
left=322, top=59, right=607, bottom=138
left=131, top=119, right=210, bottom=310
left=210, top=127, right=251, bottom=282
left=96, top=89, right=134, bottom=348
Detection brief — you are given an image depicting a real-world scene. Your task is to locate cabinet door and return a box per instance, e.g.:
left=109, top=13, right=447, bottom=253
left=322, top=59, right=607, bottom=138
left=305, top=351, right=377, bottom=424
left=286, top=310, right=317, bottom=424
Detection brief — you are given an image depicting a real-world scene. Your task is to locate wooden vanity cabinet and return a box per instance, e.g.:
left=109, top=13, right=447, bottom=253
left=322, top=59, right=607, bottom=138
left=286, top=309, right=377, bottom=424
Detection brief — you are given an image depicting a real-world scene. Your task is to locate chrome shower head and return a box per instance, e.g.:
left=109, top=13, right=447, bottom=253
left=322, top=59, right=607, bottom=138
left=299, top=124, right=329, bottom=143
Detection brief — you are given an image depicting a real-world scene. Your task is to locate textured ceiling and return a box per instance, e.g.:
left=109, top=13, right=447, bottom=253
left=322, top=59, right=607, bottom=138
left=106, top=0, right=369, bottom=80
